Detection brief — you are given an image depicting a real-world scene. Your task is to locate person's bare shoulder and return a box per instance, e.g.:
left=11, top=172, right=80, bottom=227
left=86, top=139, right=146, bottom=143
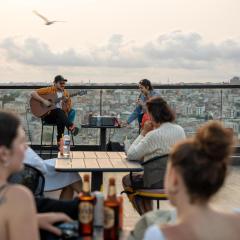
left=161, top=223, right=192, bottom=240
left=224, top=211, right=240, bottom=228
left=160, top=224, right=177, bottom=240
left=5, top=185, right=34, bottom=205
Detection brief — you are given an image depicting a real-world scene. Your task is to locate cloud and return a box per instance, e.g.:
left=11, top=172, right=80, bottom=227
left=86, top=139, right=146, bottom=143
left=0, top=37, right=94, bottom=66
left=1, top=32, right=240, bottom=70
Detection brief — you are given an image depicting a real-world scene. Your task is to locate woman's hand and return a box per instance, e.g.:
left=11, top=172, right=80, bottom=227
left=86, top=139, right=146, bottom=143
left=37, top=212, right=72, bottom=236
left=141, top=120, right=154, bottom=136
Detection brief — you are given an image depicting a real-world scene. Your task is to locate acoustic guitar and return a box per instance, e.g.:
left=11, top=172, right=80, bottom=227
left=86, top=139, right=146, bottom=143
left=30, top=90, right=87, bottom=118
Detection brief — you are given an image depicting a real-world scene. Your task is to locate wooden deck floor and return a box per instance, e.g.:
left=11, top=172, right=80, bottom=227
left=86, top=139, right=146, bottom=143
left=45, top=167, right=240, bottom=235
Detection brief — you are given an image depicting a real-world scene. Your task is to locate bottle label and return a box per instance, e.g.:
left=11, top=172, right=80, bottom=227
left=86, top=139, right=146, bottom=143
left=82, top=182, right=90, bottom=193
left=79, top=202, right=94, bottom=224
left=64, top=139, right=71, bottom=145
left=104, top=206, right=115, bottom=229
left=108, top=186, right=116, bottom=197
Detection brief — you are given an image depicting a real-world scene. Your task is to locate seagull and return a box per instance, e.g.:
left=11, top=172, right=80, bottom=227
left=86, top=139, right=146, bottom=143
left=33, top=10, right=65, bottom=25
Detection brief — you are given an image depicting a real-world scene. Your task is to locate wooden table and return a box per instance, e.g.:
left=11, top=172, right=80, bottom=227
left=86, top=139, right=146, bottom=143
left=56, top=151, right=143, bottom=191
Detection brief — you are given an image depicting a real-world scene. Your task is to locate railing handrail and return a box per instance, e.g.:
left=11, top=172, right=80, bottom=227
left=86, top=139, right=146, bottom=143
left=0, top=83, right=240, bottom=89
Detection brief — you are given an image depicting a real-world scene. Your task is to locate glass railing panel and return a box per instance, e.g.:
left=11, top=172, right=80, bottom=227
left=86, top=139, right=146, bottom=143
left=101, top=88, right=140, bottom=144
left=101, top=88, right=224, bottom=145
left=221, top=88, right=240, bottom=143
left=160, top=88, right=222, bottom=137
left=0, top=88, right=102, bottom=146
left=68, top=88, right=100, bottom=145
left=1, top=85, right=240, bottom=147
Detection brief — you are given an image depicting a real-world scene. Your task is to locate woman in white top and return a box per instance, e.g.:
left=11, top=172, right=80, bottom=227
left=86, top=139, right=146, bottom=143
left=122, top=97, right=185, bottom=215
left=24, top=147, right=82, bottom=200
left=144, top=121, right=240, bottom=240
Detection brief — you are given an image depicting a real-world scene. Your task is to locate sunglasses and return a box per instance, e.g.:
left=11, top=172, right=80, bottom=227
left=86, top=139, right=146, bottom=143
left=59, top=82, right=66, bottom=86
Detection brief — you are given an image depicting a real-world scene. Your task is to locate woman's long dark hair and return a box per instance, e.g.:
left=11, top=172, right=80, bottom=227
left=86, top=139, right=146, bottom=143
left=139, top=79, right=153, bottom=91
left=146, top=97, right=175, bottom=123
left=0, top=111, right=21, bottom=149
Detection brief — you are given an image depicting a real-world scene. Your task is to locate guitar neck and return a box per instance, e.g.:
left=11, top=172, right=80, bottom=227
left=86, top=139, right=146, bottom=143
left=55, top=90, right=86, bottom=103
left=69, top=92, right=79, bottom=97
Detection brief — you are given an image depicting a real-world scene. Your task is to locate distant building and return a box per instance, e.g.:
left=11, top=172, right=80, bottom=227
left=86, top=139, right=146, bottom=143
left=169, top=101, right=177, bottom=111
left=4, top=102, right=26, bottom=114
left=185, top=105, right=193, bottom=115
left=230, top=76, right=240, bottom=84
left=196, top=106, right=205, bottom=116
left=224, top=121, right=238, bottom=133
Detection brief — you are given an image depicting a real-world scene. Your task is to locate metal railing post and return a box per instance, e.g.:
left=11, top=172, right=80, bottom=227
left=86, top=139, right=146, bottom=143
left=100, top=89, right=103, bottom=116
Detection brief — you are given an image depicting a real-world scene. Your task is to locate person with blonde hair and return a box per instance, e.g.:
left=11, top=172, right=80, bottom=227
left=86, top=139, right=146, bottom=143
left=144, top=121, right=240, bottom=240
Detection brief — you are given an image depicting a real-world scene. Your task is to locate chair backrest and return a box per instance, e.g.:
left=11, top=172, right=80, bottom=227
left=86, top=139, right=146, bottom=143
left=141, top=154, right=169, bottom=189
left=8, top=163, right=45, bottom=197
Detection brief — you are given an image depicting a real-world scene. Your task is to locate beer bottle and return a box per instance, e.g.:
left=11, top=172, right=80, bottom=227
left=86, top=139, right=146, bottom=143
left=104, top=178, right=120, bottom=240
left=78, top=174, right=95, bottom=236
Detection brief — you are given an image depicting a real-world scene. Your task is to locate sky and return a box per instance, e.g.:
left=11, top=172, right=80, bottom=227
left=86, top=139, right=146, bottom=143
left=0, top=0, right=240, bottom=84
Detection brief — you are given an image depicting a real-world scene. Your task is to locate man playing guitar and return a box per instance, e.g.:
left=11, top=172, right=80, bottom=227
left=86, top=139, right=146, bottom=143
left=31, top=75, right=79, bottom=146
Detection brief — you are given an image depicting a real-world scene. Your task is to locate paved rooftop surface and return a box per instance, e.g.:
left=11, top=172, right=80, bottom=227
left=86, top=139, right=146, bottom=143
left=45, top=167, right=240, bottom=235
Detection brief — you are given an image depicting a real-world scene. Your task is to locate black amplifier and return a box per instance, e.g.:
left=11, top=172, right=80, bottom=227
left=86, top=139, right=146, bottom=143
left=89, top=116, right=116, bottom=126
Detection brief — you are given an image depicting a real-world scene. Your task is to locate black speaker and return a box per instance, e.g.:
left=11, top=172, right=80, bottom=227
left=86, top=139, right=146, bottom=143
left=89, top=116, right=116, bottom=126
left=101, top=116, right=115, bottom=126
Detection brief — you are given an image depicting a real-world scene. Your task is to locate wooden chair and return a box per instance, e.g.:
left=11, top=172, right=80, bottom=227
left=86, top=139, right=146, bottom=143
left=132, top=188, right=168, bottom=209
left=130, top=154, right=169, bottom=209
left=40, top=119, right=56, bottom=158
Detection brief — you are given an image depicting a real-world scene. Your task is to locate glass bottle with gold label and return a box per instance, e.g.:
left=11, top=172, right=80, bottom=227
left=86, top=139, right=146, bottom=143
left=78, top=174, right=95, bottom=236
left=104, top=178, right=120, bottom=240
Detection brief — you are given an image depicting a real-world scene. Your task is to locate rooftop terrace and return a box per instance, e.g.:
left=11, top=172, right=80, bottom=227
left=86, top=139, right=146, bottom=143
left=2, top=83, right=240, bottom=235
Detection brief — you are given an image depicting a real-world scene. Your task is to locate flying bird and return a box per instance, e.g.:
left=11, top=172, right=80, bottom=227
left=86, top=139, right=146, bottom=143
left=33, top=10, right=65, bottom=25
